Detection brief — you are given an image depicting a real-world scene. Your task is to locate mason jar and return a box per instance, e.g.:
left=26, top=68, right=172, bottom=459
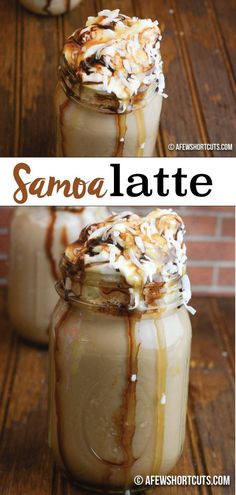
left=49, top=275, right=192, bottom=491
left=8, top=206, right=107, bottom=344
left=19, top=0, right=82, bottom=16
left=56, top=78, right=163, bottom=157
left=56, top=10, right=165, bottom=157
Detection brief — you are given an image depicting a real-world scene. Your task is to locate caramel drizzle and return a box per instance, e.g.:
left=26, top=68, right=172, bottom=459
left=113, top=114, right=127, bottom=157
left=45, top=207, right=58, bottom=280
left=54, top=307, right=72, bottom=473
left=121, top=315, right=140, bottom=484
left=153, top=320, right=168, bottom=472
left=179, top=343, right=191, bottom=453
left=44, top=0, right=53, bottom=14
left=60, top=225, right=69, bottom=250
left=135, top=109, right=146, bottom=157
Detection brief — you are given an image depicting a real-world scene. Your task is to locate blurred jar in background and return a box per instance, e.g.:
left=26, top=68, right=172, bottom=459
left=19, top=0, right=82, bottom=16
left=8, top=206, right=108, bottom=345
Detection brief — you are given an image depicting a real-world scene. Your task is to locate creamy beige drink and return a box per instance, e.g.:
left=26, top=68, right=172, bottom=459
left=8, top=206, right=108, bottom=344
left=56, top=9, right=166, bottom=157
left=49, top=209, right=194, bottom=491
left=19, top=0, right=81, bottom=16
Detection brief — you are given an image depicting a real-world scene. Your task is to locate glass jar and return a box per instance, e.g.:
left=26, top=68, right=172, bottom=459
left=19, top=0, right=81, bottom=16
left=56, top=58, right=163, bottom=157
left=49, top=277, right=192, bottom=492
left=8, top=207, right=107, bottom=344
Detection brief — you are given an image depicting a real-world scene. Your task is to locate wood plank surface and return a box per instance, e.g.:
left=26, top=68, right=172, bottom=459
left=0, top=0, right=235, bottom=157
left=20, top=9, right=59, bottom=156
left=0, top=0, right=18, bottom=157
left=170, top=0, right=236, bottom=156
left=0, top=291, right=234, bottom=495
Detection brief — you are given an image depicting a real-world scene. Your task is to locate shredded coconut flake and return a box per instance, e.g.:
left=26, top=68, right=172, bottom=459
left=63, top=9, right=166, bottom=105
left=63, top=209, right=194, bottom=314
left=160, top=393, right=166, bottom=405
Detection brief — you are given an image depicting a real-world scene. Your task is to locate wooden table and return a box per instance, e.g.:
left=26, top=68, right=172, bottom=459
left=0, top=289, right=234, bottom=494
left=0, top=0, right=235, bottom=157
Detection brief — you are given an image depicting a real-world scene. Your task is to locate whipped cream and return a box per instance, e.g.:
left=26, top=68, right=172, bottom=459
left=61, top=209, right=195, bottom=314
left=62, top=9, right=166, bottom=104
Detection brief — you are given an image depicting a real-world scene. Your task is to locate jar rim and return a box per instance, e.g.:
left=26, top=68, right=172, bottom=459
left=55, top=274, right=186, bottom=317
left=58, top=53, right=162, bottom=114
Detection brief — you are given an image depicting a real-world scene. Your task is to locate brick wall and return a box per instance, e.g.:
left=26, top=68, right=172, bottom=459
left=0, top=207, right=234, bottom=296
left=178, top=207, right=235, bottom=295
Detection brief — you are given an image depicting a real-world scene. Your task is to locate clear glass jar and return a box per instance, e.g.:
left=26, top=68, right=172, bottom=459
left=19, top=0, right=81, bottom=16
left=56, top=56, right=163, bottom=157
left=49, top=278, right=192, bottom=491
left=8, top=207, right=107, bottom=344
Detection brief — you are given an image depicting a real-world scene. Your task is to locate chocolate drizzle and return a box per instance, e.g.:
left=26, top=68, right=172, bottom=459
left=44, top=0, right=53, bottom=14
left=61, top=11, right=164, bottom=106
left=45, top=207, right=58, bottom=281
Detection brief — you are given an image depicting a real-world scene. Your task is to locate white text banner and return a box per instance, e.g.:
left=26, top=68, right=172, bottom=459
left=0, top=157, right=235, bottom=206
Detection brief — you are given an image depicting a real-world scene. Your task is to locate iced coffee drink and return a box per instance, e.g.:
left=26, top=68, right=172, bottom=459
left=49, top=209, right=194, bottom=491
left=56, top=9, right=166, bottom=157
left=8, top=206, right=108, bottom=344
left=19, top=0, right=81, bottom=16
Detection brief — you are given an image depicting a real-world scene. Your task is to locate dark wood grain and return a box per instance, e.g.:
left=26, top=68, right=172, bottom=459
left=211, top=0, right=236, bottom=82
left=20, top=8, right=59, bottom=156
left=0, top=0, right=18, bottom=157
left=170, top=0, right=236, bottom=156
left=132, top=0, right=207, bottom=157
left=0, top=0, right=235, bottom=157
left=0, top=291, right=234, bottom=495
left=189, top=297, right=235, bottom=495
